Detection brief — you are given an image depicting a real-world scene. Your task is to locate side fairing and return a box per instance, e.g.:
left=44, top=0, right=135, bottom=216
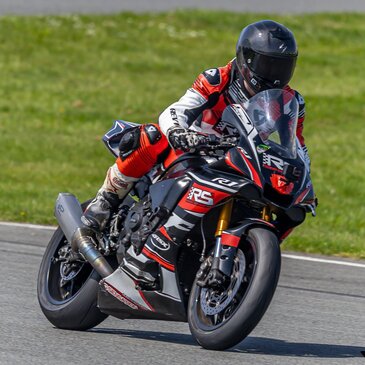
left=162, top=168, right=247, bottom=242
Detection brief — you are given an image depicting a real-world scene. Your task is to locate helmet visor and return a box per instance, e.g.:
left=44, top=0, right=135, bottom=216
left=242, top=49, right=297, bottom=87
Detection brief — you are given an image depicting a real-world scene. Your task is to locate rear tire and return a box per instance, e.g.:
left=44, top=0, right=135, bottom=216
left=37, top=226, right=108, bottom=330
left=188, top=228, right=281, bottom=350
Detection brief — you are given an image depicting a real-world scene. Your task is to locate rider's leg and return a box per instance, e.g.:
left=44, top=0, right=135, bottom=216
left=81, top=124, right=169, bottom=233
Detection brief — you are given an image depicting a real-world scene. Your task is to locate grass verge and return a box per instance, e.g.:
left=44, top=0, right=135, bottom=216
left=1, top=11, right=364, bottom=258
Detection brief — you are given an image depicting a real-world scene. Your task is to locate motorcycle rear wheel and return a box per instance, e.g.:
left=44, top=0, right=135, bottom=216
left=37, top=226, right=108, bottom=330
left=188, top=228, right=281, bottom=350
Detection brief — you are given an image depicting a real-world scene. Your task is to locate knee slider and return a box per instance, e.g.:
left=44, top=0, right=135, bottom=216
left=144, top=124, right=162, bottom=145
left=118, top=127, right=141, bottom=159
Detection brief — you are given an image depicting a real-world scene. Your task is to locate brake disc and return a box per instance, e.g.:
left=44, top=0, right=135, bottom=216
left=200, top=249, right=246, bottom=316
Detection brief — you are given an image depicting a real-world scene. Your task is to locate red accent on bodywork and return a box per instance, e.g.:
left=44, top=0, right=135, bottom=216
left=280, top=228, right=294, bottom=241
left=178, top=182, right=230, bottom=214
left=137, top=289, right=155, bottom=311
left=294, top=187, right=310, bottom=204
left=237, top=149, right=263, bottom=189
left=142, top=247, right=175, bottom=272
left=225, top=151, right=245, bottom=175
left=270, top=174, right=294, bottom=195
left=221, top=232, right=241, bottom=247
left=103, top=282, right=145, bottom=311
left=159, top=226, right=172, bottom=241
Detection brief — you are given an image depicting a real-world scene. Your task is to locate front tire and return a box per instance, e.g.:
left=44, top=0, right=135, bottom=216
left=37, top=226, right=108, bottom=330
left=188, top=228, right=281, bottom=350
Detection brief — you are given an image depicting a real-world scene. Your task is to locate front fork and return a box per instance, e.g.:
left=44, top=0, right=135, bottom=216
left=198, top=202, right=272, bottom=287
left=261, top=205, right=272, bottom=222
left=198, top=200, right=235, bottom=287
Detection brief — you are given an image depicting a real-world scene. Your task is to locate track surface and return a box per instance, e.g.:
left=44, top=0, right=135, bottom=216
left=0, top=222, right=364, bottom=364
left=1, top=0, right=365, bottom=15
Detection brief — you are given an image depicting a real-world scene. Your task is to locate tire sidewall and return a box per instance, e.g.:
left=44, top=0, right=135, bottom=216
left=37, top=227, right=108, bottom=330
left=188, top=227, right=281, bottom=350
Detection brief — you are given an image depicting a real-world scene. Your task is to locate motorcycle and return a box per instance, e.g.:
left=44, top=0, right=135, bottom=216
left=37, top=89, right=316, bottom=350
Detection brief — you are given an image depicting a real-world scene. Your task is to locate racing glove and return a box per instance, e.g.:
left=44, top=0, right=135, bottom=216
left=167, top=127, right=209, bottom=152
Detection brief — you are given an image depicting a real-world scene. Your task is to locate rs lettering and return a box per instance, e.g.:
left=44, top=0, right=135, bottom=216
left=188, top=188, right=214, bottom=206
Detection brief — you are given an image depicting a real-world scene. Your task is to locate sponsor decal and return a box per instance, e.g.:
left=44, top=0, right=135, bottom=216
left=187, top=187, right=214, bottom=206
left=212, top=177, right=238, bottom=188
left=103, top=282, right=139, bottom=310
left=179, top=181, right=231, bottom=213
left=203, top=68, right=220, bottom=86
left=56, top=204, right=64, bottom=214
left=251, top=78, right=258, bottom=86
left=262, top=153, right=284, bottom=172
left=213, top=120, right=237, bottom=136
left=198, top=68, right=221, bottom=86
left=231, top=105, right=255, bottom=135
left=256, top=144, right=271, bottom=153
left=146, top=125, right=157, bottom=133
left=205, top=68, right=217, bottom=77
left=151, top=234, right=170, bottom=251
left=170, top=108, right=178, bottom=123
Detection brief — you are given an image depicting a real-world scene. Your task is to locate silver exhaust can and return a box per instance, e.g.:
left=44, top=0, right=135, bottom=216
left=54, top=193, right=84, bottom=244
left=54, top=193, right=113, bottom=278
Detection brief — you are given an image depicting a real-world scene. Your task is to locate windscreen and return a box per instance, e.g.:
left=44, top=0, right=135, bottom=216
left=243, top=89, right=299, bottom=159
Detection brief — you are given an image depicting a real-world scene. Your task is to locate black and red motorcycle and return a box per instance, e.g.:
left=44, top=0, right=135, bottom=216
left=37, top=89, right=316, bottom=350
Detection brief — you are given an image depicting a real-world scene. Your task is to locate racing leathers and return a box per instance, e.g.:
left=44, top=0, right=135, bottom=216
left=159, top=59, right=310, bottom=167
left=81, top=58, right=310, bottom=241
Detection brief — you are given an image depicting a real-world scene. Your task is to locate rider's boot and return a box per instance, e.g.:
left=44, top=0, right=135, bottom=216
left=81, top=163, right=137, bottom=232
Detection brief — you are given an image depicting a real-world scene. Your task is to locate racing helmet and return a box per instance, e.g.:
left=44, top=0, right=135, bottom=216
left=236, top=20, right=298, bottom=94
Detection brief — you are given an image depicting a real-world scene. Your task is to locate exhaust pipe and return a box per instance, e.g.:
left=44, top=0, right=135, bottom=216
left=55, top=193, right=113, bottom=278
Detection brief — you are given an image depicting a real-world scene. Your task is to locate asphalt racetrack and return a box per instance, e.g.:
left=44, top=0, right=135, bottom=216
left=0, top=222, right=364, bottom=364
left=1, top=0, right=365, bottom=15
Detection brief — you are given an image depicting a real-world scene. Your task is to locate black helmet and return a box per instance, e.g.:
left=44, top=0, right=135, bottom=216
left=236, top=20, right=298, bottom=93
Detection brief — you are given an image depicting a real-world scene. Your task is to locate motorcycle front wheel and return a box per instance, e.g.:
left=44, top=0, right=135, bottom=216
left=37, top=226, right=108, bottom=330
left=188, top=228, right=281, bottom=350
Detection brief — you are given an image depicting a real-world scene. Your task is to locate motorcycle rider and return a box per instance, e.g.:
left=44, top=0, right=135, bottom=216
left=78, top=20, right=310, bottom=259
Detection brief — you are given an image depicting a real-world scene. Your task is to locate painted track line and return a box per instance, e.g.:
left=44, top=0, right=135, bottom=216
left=282, top=253, right=365, bottom=269
left=1, top=221, right=364, bottom=268
left=0, top=221, right=56, bottom=231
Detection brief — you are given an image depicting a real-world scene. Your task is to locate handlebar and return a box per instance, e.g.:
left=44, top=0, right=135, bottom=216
left=197, top=134, right=239, bottom=152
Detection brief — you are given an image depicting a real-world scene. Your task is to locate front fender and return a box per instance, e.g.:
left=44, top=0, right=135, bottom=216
left=221, top=218, right=278, bottom=247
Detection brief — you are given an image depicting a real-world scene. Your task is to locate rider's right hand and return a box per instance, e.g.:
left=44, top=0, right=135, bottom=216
left=167, top=127, right=209, bottom=152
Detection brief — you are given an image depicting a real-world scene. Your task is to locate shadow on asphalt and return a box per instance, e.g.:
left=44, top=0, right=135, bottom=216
left=89, top=328, right=363, bottom=358
left=234, top=336, right=364, bottom=358
left=89, top=327, right=197, bottom=346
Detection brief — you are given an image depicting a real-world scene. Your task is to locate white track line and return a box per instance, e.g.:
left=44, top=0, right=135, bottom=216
left=1, top=222, right=364, bottom=268
left=282, top=254, right=365, bottom=268
left=0, top=221, right=56, bottom=231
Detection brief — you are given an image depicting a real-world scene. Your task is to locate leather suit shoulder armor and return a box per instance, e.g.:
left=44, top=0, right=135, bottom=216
left=192, top=62, right=233, bottom=98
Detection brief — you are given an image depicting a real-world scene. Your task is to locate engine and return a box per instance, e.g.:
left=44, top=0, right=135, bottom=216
left=119, top=195, right=169, bottom=254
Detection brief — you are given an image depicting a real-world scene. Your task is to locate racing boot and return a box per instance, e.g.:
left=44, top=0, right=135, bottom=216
left=81, top=163, right=138, bottom=232
left=71, top=163, right=139, bottom=278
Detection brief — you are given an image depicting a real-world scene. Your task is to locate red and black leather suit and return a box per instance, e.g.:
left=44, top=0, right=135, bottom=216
left=115, top=59, right=309, bottom=179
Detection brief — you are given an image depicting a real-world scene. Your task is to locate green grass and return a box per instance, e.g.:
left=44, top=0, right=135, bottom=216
left=1, top=11, right=365, bottom=258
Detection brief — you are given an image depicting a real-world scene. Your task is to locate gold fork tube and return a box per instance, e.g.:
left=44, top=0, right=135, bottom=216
left=215, top=200, right=234, bottom=237
left=262, top=206, right=271, bottom=222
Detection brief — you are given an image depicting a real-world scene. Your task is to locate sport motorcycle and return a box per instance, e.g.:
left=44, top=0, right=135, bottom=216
left=37, top=89, right=316, bottom=350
